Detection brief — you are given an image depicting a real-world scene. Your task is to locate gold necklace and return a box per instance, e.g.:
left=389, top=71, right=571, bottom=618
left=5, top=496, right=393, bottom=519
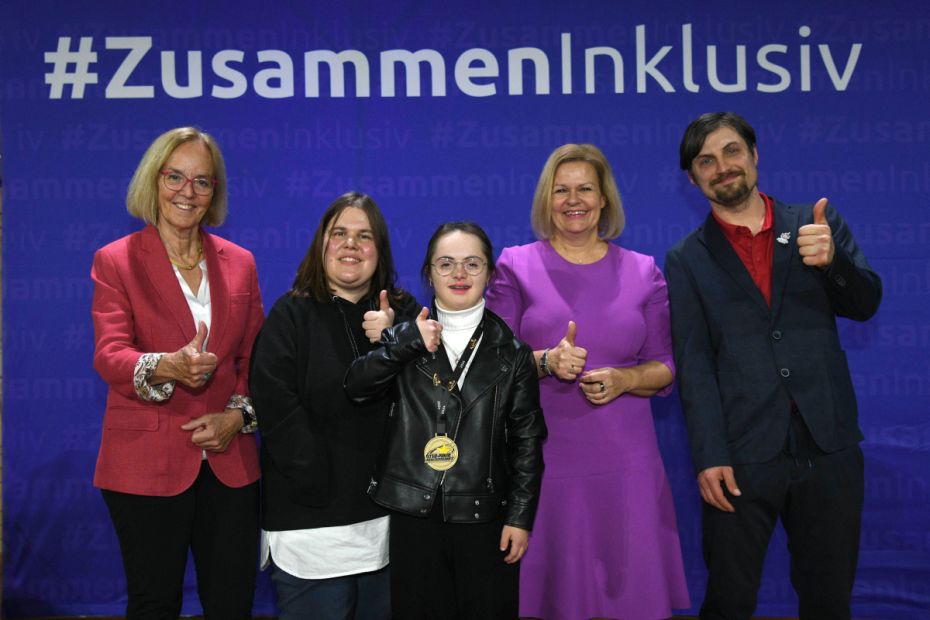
left=167, top=245, right=203, bottom=271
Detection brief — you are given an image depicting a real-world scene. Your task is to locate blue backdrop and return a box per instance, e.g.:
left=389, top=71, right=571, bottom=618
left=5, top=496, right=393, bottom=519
left=2, top=1, right=928, bottom=617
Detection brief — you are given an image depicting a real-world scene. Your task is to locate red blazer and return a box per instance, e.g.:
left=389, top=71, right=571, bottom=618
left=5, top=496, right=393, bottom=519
left=91, top=225, right=264, bottom=496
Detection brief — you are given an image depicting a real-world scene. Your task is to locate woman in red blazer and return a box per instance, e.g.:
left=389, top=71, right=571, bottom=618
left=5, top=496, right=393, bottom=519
left=91, top=127, right=264, bottom=619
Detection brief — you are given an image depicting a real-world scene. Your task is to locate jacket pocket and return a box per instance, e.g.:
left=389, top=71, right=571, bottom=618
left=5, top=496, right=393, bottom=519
left=443, top=491, right=503, bottom=523
left=103, top=407, right=158, bottom=431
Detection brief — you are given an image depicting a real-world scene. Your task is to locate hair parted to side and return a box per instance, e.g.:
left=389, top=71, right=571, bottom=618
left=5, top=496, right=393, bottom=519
left=679, top=112, right=757, bottom=171
left=419, top=221, right=496, bottom=288
left=530, top=143, right=624, bottom=241
left=126, top=127, right=228, bottom=227
left=291, top=191, right=403, bottom=303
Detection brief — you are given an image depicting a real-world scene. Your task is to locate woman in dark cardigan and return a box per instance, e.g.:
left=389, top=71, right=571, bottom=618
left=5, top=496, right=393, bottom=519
left=250, top=192, right=418, bottom=619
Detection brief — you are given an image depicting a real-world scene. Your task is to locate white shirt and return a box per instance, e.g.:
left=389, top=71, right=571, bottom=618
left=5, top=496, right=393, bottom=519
left=176, top=260, right=210, bottom=460
left=261, top=516, right=390, bottom=579
left=174, top=259, right=211, bottom=345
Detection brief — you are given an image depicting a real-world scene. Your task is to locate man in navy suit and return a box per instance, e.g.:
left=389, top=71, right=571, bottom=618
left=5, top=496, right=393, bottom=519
left=664, top=112, right=882, bottom=620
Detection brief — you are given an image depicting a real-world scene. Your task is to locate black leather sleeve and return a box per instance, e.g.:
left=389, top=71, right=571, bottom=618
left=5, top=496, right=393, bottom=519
left=344, top=320, right=427, bottom=403
left=503, top=341, right=547, bottom=529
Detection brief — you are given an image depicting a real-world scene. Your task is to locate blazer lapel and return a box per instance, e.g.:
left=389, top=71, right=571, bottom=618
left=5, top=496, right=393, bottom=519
left=457, top=341, right=507, bottom=410
left=457, top=317, right=513, bottom=411
left=202, top=231, right=229, bottom=355
left=770, top=201, right=800, bottom=321
left=698, top=213, right=770, bottom=316
left=139, top=225, right=196, bottom=342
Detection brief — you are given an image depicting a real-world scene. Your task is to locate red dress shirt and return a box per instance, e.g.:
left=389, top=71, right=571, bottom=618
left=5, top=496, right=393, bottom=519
left=712, top=193, right=775, bottom=306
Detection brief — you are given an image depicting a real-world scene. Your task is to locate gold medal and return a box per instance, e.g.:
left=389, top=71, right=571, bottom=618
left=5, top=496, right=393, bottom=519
left=424, top=434, right=459, bottom=471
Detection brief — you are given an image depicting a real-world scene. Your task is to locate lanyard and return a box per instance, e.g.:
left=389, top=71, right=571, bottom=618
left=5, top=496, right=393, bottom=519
left=432, top=315, right=484, bottom=436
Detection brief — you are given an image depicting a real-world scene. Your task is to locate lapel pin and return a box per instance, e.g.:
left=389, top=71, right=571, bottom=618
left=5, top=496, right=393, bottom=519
left=776, top=232, right=791, bottom=245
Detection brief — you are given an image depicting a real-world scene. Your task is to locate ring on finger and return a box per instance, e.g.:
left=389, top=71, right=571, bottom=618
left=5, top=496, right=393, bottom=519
left=598, top=381, right=605, bottom=393
left=203, top=372, right=212, bottom=381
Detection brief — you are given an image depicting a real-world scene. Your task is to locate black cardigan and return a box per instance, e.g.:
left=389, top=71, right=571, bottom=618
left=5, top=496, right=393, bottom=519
left=250, top=290, right=419, bottom=530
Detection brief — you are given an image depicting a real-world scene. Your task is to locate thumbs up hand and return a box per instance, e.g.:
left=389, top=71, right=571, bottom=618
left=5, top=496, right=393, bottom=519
left=797, top=197, right=835, bottom=268
left=415, top=307, right=443, bottom=353
left=549, top=321, right=588, bottom=381
left=161, top=321, right=218, bottom=388
left=362, top=290, right=396, bottom=343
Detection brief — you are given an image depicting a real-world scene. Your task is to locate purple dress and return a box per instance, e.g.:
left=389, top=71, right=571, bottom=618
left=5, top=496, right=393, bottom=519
left=486, top=241, right=690, bottom=620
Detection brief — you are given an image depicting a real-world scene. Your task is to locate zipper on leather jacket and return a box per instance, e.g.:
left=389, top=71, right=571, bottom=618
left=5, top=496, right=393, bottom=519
left=367, top=477, right=378, bottom=494
left=487, top=385, right=499, bottom=494
left=439, top=391, right=465, bottom=490
left=388, top=402, right=395, bottom=417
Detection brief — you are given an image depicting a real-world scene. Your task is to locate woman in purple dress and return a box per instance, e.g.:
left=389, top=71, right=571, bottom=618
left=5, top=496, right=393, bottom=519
left=486, top=144, right=690, bottom=619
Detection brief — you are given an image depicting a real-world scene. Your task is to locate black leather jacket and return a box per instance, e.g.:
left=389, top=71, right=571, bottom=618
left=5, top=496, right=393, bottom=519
left=344, top=309, right=546, bottom=529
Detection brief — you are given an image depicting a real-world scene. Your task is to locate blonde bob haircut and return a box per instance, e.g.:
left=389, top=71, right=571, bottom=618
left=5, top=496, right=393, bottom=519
left=126, top=127, right=228, bottom=227
left=530, top=143, right=624, bottom=240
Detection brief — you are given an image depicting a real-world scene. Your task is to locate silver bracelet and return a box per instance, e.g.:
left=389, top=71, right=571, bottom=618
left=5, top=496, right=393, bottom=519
left=539, top=348, right=552, bottom=376
left=226, top=395, right=257, bottom=434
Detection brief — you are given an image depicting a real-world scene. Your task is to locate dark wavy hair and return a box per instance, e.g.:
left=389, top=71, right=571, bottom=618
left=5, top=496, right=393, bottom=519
left=291, top=191, right=403, bottom=303
left=420, top=221, right=496, bottom=288
left=679, top=112, right=757, bottom=171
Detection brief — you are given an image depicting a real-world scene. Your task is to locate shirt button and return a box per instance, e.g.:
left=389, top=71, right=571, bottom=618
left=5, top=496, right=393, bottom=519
left=474, top=513, right=480, bottom=519
left=474, top=499, right=480, bottom=505
left=772, top=330, right=782, bottom=340
left=834, top=275, right=847, bottom=286
left=780, top=368, right=790, bottom=378
left=423, top=494, right=431, bottom=500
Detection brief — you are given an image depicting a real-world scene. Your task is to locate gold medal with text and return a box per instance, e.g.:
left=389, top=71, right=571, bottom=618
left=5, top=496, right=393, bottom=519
left=424, top=434, right=459, bottom=471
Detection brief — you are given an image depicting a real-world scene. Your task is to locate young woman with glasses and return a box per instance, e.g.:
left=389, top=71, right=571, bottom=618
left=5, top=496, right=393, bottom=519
left=345, top=221, right=547, bottom=619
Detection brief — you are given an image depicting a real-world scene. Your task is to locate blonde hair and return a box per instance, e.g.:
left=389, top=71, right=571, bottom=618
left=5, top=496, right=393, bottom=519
left=530, top=143, right=624, bottom=240
left=126, top=127, right=228, bottom=227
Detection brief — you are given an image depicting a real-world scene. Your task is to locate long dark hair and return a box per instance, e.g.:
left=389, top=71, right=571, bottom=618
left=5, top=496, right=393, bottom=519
left=291, top=191, right=402, bottom=302
left=420, top=221, right=496, bottom=288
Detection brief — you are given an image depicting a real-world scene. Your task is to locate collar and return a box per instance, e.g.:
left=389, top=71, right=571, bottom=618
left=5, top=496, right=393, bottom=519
left=711, top=192, right=774, bottom=237
left=436, top=299, right=485, bottom=332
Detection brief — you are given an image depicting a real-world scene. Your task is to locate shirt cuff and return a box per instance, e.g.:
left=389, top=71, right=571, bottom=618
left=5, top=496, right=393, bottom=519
left=226, top=394, right=257, bottom=434
left=133, top=353, right=176, bottom=402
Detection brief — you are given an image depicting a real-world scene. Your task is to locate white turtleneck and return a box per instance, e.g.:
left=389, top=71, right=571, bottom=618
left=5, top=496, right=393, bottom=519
left=436, top=298, right=485, bottom=389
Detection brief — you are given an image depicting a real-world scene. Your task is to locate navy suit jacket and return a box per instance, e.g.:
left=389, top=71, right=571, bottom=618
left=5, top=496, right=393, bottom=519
left=664, top=198, right=881, bottom=473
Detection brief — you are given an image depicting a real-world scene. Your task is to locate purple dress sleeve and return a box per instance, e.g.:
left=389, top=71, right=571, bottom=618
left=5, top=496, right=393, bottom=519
left=638, top=256, right=676, bottom=397
left=486, top=245, right=526, bottom=337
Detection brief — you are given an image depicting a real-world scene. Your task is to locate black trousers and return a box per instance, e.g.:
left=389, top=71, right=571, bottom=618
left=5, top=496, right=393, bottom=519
left=700, top=411, right=864, bottom=620
left=101, top=461, right=259, bottom=620
left=389, top=504, right=519, bottom=620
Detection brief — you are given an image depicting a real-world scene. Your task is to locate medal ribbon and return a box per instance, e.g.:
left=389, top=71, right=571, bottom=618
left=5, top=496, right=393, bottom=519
left=432, top=311, right=484, bottom=436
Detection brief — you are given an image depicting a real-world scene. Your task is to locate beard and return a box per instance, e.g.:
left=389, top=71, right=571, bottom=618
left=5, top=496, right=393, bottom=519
left=711, top=172, right=754, bottom=208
